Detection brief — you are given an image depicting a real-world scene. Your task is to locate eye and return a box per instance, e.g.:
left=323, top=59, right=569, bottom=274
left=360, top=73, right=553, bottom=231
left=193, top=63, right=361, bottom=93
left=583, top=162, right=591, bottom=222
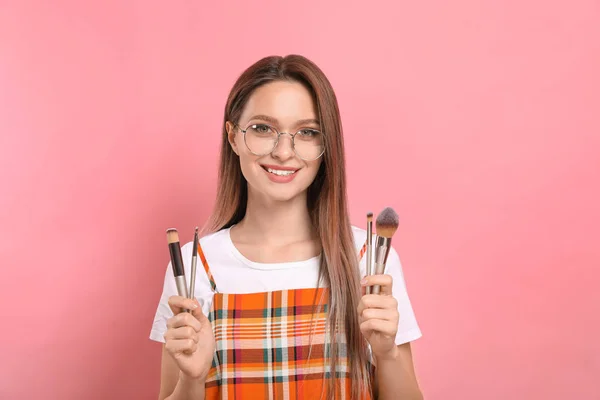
left=297, top=129, right=320, bottom=138
left=249, top=124, right=274, bottom=135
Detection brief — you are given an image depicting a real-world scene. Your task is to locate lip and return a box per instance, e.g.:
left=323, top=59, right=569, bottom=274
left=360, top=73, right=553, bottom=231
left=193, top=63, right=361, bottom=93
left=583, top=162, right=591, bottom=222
left=260, top=164, right=300, bottom=172
left=261, top=164, right=300, bottom=184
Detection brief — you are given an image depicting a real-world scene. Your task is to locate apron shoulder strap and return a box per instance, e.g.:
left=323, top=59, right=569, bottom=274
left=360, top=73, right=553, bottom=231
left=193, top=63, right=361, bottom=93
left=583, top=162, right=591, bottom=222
left=197, top=243, right=218, bottom=292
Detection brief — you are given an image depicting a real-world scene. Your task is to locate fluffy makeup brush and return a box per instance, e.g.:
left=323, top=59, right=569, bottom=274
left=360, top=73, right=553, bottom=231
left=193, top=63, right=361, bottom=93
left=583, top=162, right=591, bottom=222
left=372, top=207, right=399, bottom=294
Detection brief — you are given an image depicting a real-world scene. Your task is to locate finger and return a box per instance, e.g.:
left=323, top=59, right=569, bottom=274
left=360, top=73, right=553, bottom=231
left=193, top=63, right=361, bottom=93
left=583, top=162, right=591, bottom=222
left=168, top=295, right=199, bottom=315
left=165, top=338, right=197, bottom=355
left=361, top=308, right=399, bottom=322
left=167, top=312, right=202, bottom=332
left=164, top=326, right=198, bottom=342
left=361, top=274, right=393, bottom=295
left=360, top=319, right=397, bottom=337
left=357, top=294, right=398, bottom=315
left=189, top=298, right=209, bottom=323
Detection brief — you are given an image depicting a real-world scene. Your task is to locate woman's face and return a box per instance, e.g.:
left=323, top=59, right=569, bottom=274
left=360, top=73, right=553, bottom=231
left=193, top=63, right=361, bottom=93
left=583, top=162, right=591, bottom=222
left=227, top=80, right=323, bottom=203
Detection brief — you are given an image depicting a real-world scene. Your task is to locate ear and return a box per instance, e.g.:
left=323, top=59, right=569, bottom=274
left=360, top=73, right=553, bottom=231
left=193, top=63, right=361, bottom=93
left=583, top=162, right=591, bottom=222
left=225, top=121, right=239, bottom=155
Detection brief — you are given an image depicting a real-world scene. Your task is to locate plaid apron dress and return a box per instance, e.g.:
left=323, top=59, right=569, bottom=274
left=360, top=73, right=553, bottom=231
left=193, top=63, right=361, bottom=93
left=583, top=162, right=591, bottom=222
left=197, top=244, right=372, bottom=400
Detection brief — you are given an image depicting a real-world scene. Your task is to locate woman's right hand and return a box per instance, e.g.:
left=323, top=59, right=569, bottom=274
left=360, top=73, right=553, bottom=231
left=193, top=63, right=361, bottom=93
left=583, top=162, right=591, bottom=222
left=164, top=296, right=215, bottom=381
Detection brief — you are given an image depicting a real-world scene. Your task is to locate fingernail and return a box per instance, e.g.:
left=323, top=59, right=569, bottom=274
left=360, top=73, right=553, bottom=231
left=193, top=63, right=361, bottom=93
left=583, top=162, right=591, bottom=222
left=360, top=277, right=368, bottom=285
left=190, top=302, right=198, bottom=309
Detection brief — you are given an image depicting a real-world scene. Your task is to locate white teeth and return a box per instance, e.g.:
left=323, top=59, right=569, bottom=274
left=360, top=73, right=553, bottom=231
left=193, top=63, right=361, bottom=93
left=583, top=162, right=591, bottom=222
left=266, top=167, right=296, bottom=176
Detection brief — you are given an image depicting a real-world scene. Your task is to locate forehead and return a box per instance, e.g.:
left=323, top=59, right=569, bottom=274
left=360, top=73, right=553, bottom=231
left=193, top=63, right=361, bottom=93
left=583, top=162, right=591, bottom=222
left=239, top=80, right=318, bottom=123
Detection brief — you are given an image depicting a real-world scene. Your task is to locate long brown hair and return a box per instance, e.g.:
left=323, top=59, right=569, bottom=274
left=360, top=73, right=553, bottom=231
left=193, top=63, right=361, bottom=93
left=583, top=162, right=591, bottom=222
left=204, top=55, right=371, bottom=399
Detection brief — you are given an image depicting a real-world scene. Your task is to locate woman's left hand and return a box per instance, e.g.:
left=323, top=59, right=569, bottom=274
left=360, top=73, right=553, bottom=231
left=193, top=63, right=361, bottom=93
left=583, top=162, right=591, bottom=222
left=357, top=274, right=399, bottom=360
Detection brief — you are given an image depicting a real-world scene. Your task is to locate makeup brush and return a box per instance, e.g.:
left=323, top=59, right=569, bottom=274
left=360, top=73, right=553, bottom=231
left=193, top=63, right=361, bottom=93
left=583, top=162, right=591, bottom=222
left=372, top=207, right=399, bottom=295
left=166, top=228, right=189, bottom=311
left=366, top=212, right=374, bottom=294
left=189, top=227, right=199, bottom=301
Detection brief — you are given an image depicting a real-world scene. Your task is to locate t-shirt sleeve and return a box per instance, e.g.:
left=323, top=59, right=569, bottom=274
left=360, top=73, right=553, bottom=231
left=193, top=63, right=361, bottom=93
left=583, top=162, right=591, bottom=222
left=149, top=242, right=215, bottom=343
left=383, top=246, right=422, bottom=345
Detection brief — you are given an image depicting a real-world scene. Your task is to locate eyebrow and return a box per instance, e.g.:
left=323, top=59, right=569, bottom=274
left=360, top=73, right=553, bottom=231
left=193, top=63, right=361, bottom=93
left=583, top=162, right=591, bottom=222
left=248, top=115, right=320, bottom=127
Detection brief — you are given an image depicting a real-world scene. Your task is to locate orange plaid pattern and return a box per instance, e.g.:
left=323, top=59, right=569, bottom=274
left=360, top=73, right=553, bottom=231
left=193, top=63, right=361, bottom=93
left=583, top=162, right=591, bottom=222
left=200, top=244, right=371, bottom=400
left=358, top=240, right=367, bottom=262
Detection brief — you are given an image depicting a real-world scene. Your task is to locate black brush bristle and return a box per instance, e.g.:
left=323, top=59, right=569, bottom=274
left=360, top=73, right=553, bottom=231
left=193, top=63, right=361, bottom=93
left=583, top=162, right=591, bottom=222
left=376, top=207, right=399, bottom=238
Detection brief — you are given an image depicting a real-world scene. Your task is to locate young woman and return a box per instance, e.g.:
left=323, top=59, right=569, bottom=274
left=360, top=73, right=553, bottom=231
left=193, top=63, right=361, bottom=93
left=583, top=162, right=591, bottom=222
left=150, top=55, right=423, bottom=400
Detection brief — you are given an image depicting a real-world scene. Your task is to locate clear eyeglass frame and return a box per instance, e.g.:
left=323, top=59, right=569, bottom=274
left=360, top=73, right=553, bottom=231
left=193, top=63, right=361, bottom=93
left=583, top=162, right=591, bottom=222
left=235, top=123, right=326, bottom=161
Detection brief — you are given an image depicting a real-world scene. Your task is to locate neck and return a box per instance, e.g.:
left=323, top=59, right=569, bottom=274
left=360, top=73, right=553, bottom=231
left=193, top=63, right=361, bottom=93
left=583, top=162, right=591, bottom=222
left=235, top=189, right=315, bottom=245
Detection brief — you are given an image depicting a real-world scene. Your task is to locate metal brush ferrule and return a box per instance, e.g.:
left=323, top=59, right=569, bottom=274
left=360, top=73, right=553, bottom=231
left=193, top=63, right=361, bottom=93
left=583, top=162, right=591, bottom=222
left=175, top=275, right=189, bottom=298
left=372, top=236, right=392, bottom=294
left=189, top=256, right=197, bottom=299
left=175, top=275, right=190, bottom=312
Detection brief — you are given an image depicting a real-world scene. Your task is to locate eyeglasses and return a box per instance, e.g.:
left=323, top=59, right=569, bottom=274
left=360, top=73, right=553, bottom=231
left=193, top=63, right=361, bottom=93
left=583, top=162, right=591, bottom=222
left=235, top=123, right=325, bottom=161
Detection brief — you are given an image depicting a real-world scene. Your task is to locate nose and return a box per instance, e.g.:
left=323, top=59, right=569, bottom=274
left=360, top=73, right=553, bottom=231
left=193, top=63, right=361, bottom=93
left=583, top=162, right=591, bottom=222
left=271, top=133, right=295, bottom=161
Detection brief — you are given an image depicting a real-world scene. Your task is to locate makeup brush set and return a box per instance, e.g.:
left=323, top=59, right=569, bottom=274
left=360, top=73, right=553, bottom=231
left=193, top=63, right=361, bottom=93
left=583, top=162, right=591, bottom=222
left=364, top=207, right=399, bottom=294
left=164, top=207, right=399, bottom=308
left=166, top=227, right=199, bottom=313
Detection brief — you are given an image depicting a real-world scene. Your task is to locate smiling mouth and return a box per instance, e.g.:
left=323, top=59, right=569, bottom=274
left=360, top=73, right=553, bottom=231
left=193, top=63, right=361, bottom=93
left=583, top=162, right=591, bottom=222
left=261, top=166, right=299, bottom=176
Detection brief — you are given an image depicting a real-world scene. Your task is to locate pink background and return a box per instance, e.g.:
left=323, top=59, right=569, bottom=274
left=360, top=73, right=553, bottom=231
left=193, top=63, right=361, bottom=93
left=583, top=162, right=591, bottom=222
left=1, top=1, right=599, bottom=399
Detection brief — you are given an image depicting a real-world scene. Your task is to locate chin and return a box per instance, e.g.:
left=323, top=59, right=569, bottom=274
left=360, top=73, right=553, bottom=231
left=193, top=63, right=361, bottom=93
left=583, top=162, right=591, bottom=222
left=248, top=178, right=315, bottom=204
left=261, top=184, right=309, bottom=203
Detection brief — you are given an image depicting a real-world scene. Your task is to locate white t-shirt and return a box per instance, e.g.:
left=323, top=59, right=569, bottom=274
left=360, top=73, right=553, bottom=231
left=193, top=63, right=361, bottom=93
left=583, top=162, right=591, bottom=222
left=150, top=225, right=422, bottom=345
